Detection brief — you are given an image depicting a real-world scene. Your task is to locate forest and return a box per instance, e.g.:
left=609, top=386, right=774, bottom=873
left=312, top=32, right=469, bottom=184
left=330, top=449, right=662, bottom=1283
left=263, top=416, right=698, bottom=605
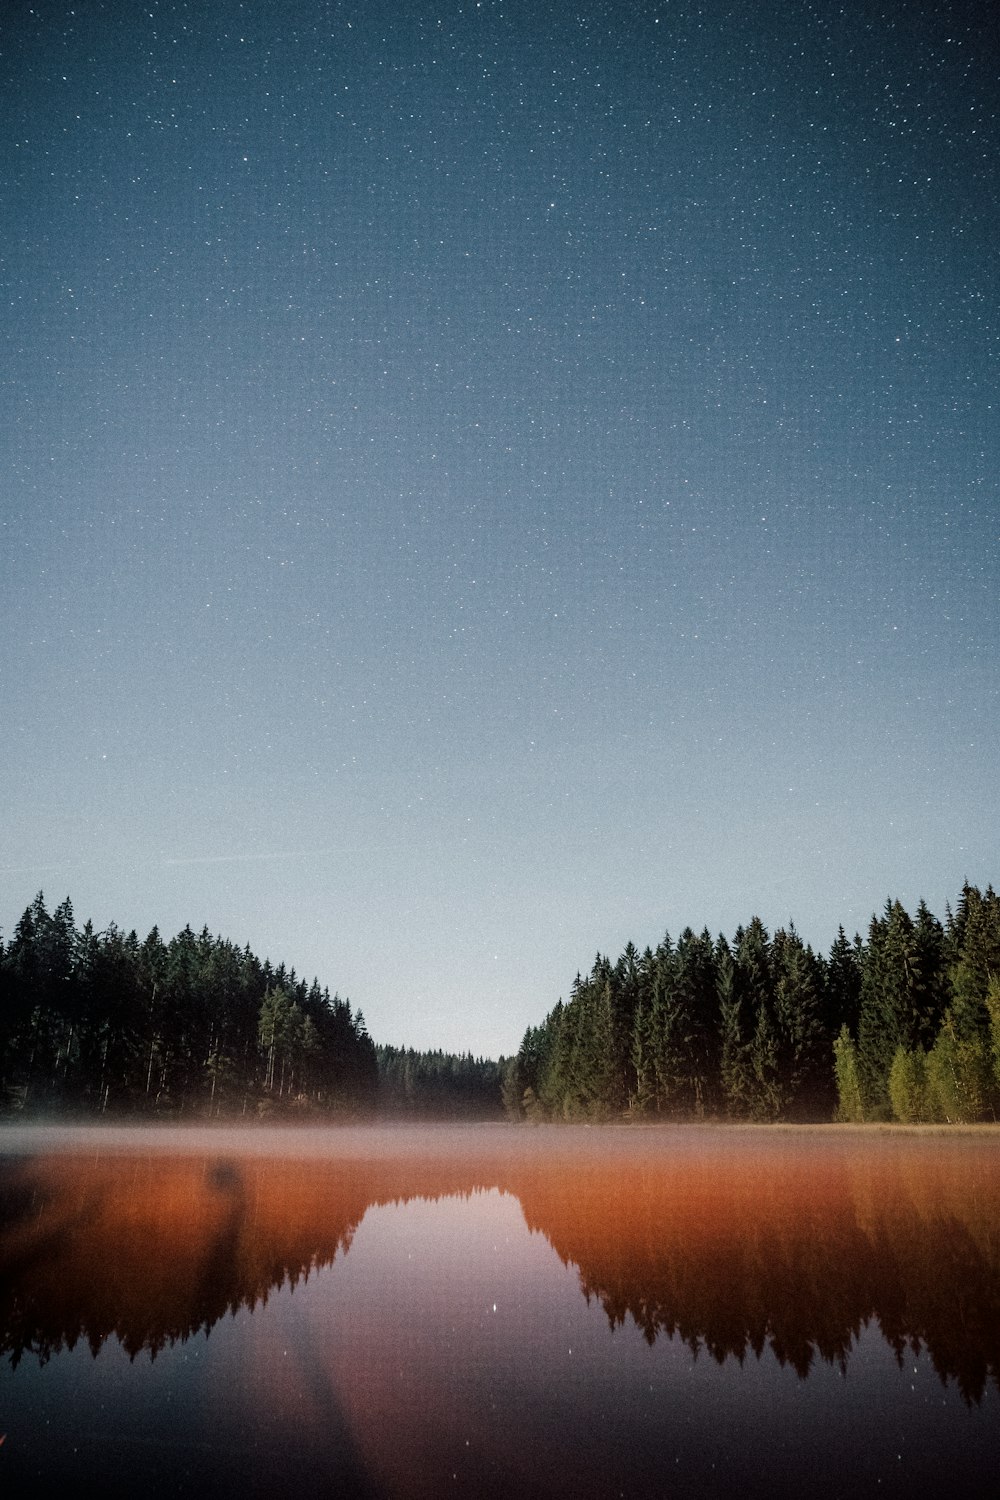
left=0, top=894, right=499, bottom=1119
left=504, top=883, right=1000, bottom=1125
left=3, top=884, right=999, bottom=1123
left=375, top=1044, right=505, bottom=1119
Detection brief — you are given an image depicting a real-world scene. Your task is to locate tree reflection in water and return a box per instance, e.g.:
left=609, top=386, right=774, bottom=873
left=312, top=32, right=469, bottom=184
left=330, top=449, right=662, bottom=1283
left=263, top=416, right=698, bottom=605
left=2, top=1125, right=999, bottom=1403
left=0, top=1128, right=995, bottom=1494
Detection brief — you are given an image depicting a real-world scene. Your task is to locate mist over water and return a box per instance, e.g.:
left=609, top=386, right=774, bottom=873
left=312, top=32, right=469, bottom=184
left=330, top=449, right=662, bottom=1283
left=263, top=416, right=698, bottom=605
left=1, top=1124, right=998, bottom=1497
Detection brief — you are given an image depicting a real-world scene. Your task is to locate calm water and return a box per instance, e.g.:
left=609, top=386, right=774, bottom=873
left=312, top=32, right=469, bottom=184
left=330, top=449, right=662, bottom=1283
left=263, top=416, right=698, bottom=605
left=1, top=1123, right=998, bottom=1498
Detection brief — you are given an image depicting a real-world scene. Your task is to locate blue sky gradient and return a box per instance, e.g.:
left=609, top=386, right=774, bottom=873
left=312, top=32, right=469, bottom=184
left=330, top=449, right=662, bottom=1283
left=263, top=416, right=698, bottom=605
left=3, top=0, right=997, bottom=1055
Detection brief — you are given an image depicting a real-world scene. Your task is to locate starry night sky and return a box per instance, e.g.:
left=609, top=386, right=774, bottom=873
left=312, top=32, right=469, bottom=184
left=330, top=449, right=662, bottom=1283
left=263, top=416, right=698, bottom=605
left=3, top=0, right=998, bottom=1057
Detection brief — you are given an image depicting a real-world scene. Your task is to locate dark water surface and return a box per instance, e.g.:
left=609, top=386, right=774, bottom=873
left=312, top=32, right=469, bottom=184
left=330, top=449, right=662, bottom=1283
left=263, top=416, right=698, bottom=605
left=1, top=1123, right=998, bottom=1497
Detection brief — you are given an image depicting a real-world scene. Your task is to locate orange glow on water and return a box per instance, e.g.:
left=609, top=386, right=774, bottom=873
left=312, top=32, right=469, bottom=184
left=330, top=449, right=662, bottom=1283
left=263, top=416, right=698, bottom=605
left=3, top=1127, right=1000, bottom=1380
left=2, top=1125, right=1000, bottom=1496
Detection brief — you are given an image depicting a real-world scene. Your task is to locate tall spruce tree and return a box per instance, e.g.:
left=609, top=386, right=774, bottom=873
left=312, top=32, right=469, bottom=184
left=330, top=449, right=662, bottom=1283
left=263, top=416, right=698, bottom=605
left=825, top=926, right=863, bottom=1039
left=858, top=901, right=921, bottom=1116
left=771, top=925, right=828, bottom=1118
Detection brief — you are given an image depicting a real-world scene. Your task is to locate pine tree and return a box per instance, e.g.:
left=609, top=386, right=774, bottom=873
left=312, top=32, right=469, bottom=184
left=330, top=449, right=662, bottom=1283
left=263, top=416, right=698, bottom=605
left=832, top=1026, right=864, bottom=1121
left=771, top=925, right=828, bottom=1118
left=949, top=885, right=1000, bottom=1018
left=727, top=918, right=781, bottom=1119
left=825, top=926, right=862, bottom=1038
left=857, top=900, right=927, bottom=1117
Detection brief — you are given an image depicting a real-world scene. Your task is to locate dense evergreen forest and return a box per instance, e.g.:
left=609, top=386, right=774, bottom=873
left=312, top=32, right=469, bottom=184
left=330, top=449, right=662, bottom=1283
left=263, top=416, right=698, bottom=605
left=0, top=893, right=494, bottom=1120
left=376, top=1045, right=505, bottom=1119
left=4, top=884, right=999, bottom=1124
left=504, top=883, right=1000, bottom=1125
left=0, top=894, right=378, bottom=1116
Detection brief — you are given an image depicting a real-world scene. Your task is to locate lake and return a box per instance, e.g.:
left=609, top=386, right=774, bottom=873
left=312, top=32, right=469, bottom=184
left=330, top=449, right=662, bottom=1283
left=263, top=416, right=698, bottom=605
left=1, top=1123, right=998, bottom=1497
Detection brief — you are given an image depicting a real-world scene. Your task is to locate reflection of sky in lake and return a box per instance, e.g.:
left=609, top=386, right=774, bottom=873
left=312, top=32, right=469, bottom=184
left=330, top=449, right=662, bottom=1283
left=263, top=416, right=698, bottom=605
left=2, top=1157, right=998, bottom=1499
left=249, top=1190, right=992, bottom=1500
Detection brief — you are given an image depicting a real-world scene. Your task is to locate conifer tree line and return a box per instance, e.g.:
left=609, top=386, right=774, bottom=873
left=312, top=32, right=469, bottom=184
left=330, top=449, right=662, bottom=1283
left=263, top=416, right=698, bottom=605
left=6, top=884, right=1000, bottom=1125
left=375, top=1045, right=505, bottom=1119
left=0, top=893, right=378, bottom=1116
left=503, top=884, right=1000, bottom=1124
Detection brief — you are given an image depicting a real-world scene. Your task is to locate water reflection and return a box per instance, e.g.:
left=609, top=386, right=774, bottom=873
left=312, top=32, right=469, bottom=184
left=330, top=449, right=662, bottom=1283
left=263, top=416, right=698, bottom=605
left=2, top=1124, right=999, bottom=1403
